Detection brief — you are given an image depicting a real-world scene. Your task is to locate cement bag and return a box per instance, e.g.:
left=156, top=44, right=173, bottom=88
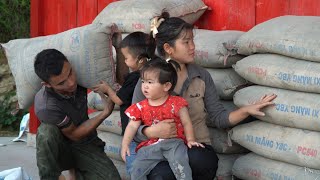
left=93, top=0, right=207, bottom=33
left=206, top=100, right=237, bottom=127
left=110, top=158, right=130, bottom=180
left=194, top=29, right=245, bottom=68
left=234, top=85, right=320, bottom=132
left=209, top=128, right=248, bottom=154
left=230, top=121, right=320, bottom=169
left=90, top=111, right=122, bottom=135
left=234, top=54, right=320, bottom=93
left=233, top=153, right=320, bottom=180
left=215, top=154, right=243, bottom=180
left=1, top=23, right=117, bottom=109
left=98, top=131, right=123, bottom=161
left=206, top=68, right=247, bottom=100
left=0, top=167, right=31, bottom=180
left=236, top=16, right=320, bottom=62
left=87, top=91, right=120, bottom=111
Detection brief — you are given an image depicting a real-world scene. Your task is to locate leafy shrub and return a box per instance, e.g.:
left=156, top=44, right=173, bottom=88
left=0, top=0, right=30, bottom=43
left=0, top=0, right=30, bottom=130
left=0, top=91, right=28, bottom=130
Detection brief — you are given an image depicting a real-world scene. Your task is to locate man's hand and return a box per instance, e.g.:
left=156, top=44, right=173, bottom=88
left=144, top=119, right=177, bottom=139
left=112, top=32, right=122, bottom=49
left=98, top=91, right=114, bottom=115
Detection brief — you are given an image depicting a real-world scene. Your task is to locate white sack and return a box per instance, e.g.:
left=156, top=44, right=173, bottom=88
left=98, top=131, right=123, bottom=161
left=93, top=0, right=207, bottom=33
left=230, top=121, right=320, bottom=169
left=233, top=153, right=320, bottom=180
left=234, top=85, right=320, bottom=131
left=236, top=16, right=320, bottom=62
left=206, top=68, right=247, bottom=100
left=194, top=29, right=245, bottom=68
left=234, top=54, right=320, bottom=93
left=88, top=91, right=120, bottom=111
left=215, top=153, right=244, bottom=180
left=110, top=158, right=130, bottom=180
left=1, top=23, right=117, bottom=109
left=90, top=111, right=122, bottom=135
left=209, top=127, right=248, bottom=154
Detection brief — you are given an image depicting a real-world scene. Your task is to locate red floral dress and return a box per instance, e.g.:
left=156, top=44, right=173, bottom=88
left=125, top=95, right=188, bottom=152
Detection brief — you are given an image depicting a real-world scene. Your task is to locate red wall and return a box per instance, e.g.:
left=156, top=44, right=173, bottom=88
left=30, top=0, right=118, bottom=36
left=31, top=0, right=320, bottom=36
left=28, top=0, right=320, bottom=133
left=255, top=0, right=320, bottom=25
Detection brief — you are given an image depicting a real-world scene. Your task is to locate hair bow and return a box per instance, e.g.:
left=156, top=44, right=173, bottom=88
left=150, top=17, right=165, bottom=38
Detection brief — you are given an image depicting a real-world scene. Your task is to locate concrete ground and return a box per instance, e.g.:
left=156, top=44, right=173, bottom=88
left=0, top=136, right=39, bottom=180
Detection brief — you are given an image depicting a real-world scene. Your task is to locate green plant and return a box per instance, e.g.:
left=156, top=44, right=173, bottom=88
left=0, top=0, right=30, bottom=43
left=0, top=91, right=27, bottom=130
left=0, top=0, right=30, bottom=131
left=0, top=50, right=5, bottom=64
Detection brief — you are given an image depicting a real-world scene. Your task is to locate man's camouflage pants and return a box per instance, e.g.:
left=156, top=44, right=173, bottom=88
left=36, top=123, right=121, bottom=180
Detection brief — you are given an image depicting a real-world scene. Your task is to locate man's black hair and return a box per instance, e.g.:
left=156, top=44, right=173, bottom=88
left=34, top=49, right=68, bottom=83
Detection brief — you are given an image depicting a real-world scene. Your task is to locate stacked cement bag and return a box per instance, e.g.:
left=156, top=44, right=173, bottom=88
left=90, top=111, right=122, bottom=135
left=90, top=110, right=129, bottom=179
left=231, top=15, right=320, bottom=179
left=236, top=16, right=320, bottom=62
left=230, top=121, right=320, bottom=173
left=191, top=29, right=249, bottom=179
left=206, top=68, right=247, bottom=100
left=214, top=154, right=244, bottom=180
left=99, top=132, right=130, bottom=180
left=208, top=119, right=248, bottom=179
left=111, top=159, right=130, bottom=180
left=1, top=23, right=118, bottom=109
left=97, top=130, right=123, bottom=162
left=93, top=0, right=207, bottom=33
left=205, top=104, right=249, bottom=179
left=233, top=153, right=320, bottom=180
left=88, top=99, right=128, bottom=179
left=87, top=91, right=120, bottom=111
left=194, top=29, right=246, bottom=69
left=234, top=86, right=320, bottom=131
left=208, top=126, right=248, bottom=155
left=234, top=54, right=320, bottom=95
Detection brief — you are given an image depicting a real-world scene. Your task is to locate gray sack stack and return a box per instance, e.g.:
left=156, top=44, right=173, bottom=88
left=231, top=15, right=320, bottom=179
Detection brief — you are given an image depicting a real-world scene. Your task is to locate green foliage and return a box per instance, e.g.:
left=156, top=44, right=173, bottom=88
left=0, top=50, right=5, bottom=63
left=0, top=91, right=27, bottom=130
left=0, top=0, right=30, bottom=43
